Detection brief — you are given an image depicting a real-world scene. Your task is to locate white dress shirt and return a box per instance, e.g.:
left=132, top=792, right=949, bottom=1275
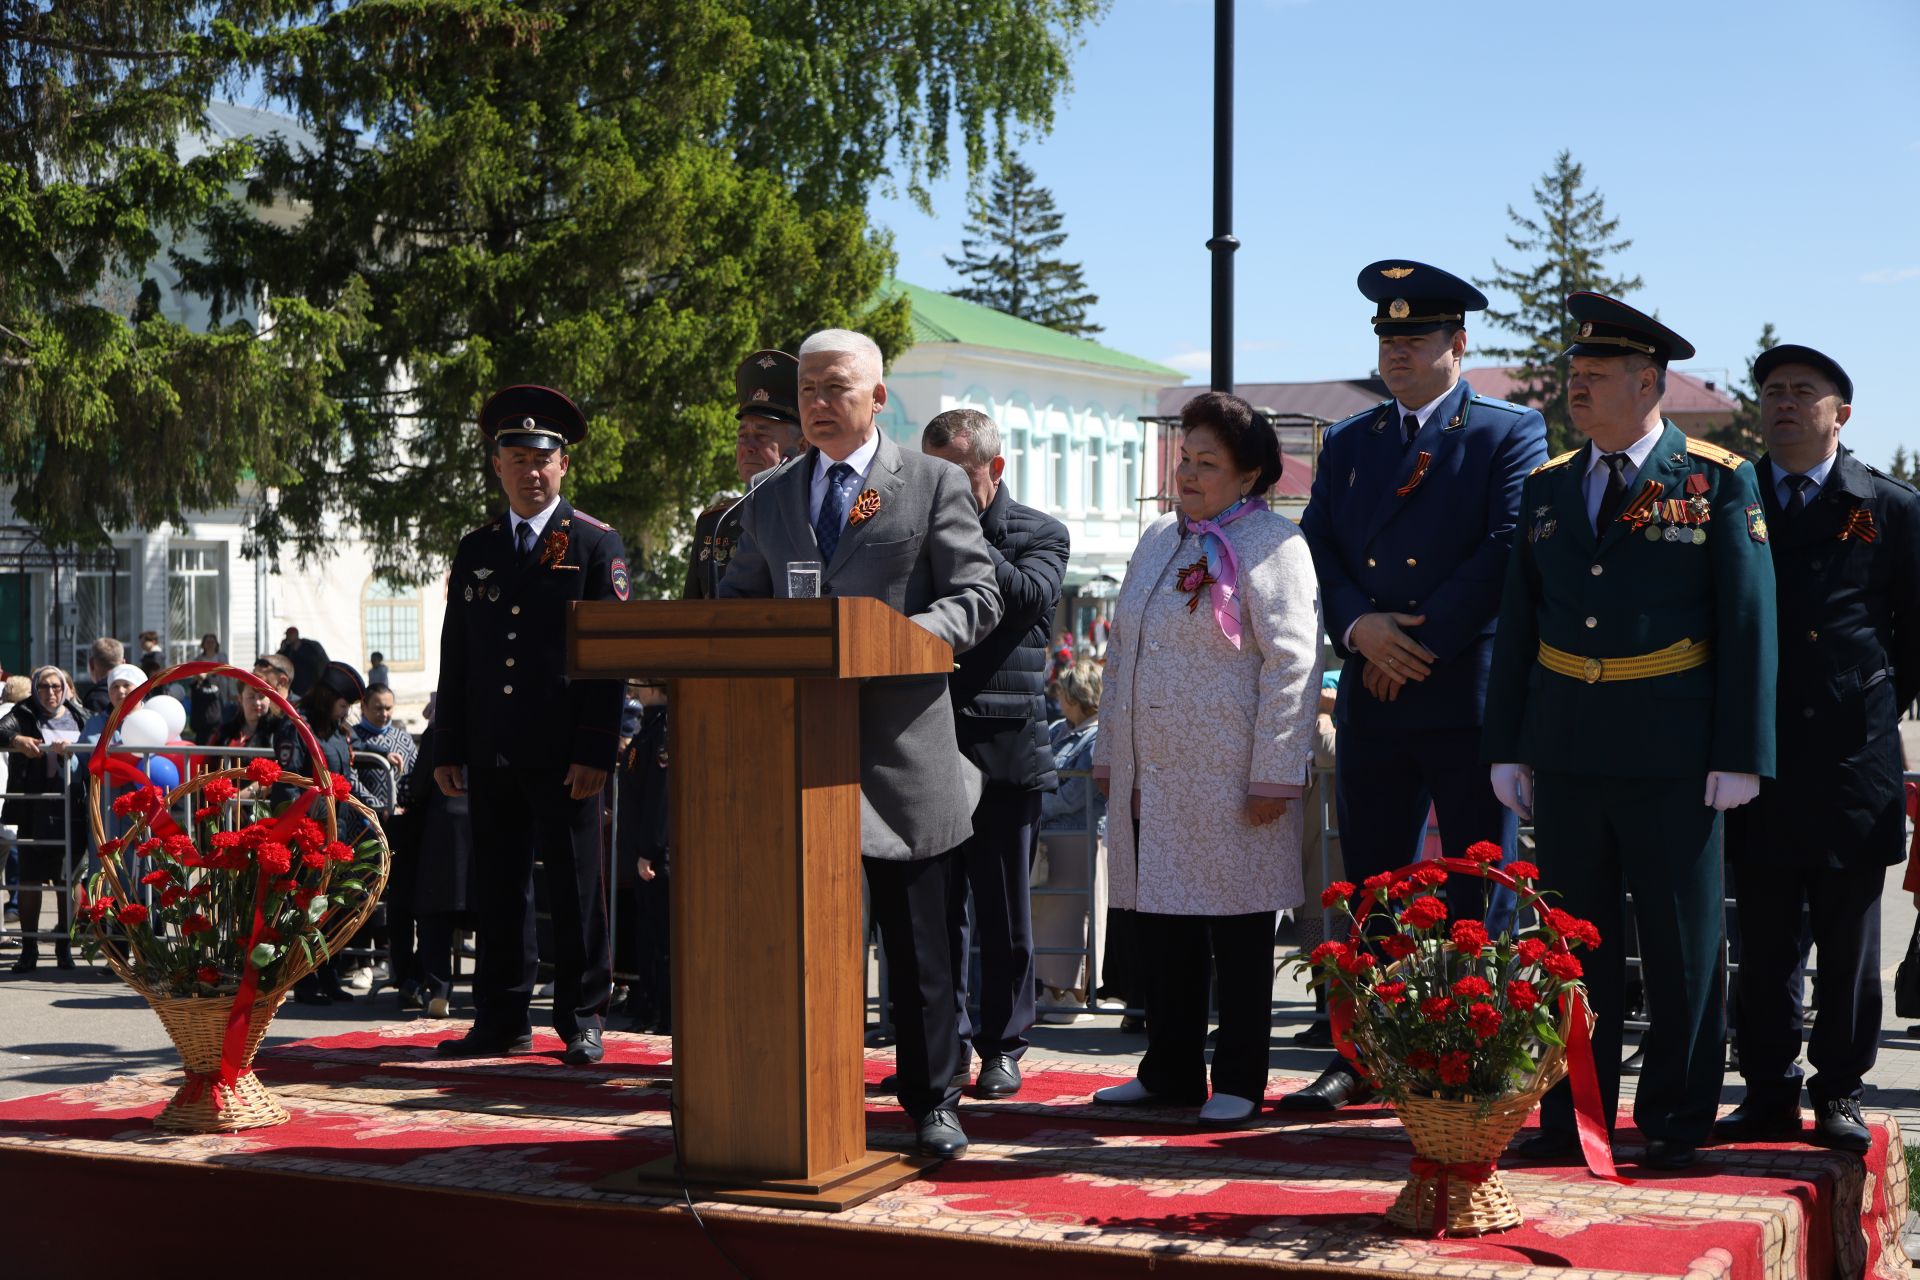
left=509, top=495, right=562, bottom=549
left=1397, top=384, right=1456, bottom=437
left=1583, top=424, right=1665, bottom=525
left=1775, top=450, right=1838, bottom=508
left=809, top=431, right=881, bottom=529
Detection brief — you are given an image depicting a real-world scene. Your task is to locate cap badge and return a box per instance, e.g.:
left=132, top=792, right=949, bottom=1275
left=1578, top=323, right=1593, bottom=338
left=751, top=388, right=769, bottom=401
left=521, top=416, right=536, bottom=430
left=1381, top=266, right=1415, bottom=280
left=756, top=355, right=777, bottom=368
left=1388, top=298, right=1410, bottom=320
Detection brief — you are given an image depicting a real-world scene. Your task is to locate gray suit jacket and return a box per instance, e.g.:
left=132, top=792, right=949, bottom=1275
left=718, top=432, right=1003, bottom=859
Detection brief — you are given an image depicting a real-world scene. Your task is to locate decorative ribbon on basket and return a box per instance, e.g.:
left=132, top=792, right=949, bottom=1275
left=1407, top=1159, right=1495, bottom=1236
left=1329, top=853, right=1625, bottom=1186
left=83, top=661, right=375, bottom=1128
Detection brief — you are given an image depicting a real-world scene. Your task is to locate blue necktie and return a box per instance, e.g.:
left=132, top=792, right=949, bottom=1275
left=515, top=520, right=535, bottom=563
left=814, top=462, right=855, bottom=560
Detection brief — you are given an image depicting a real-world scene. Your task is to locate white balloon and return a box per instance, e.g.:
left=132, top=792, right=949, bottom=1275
left=146, top=693, right=187, bottom=739
left=119, top=708, right=169, bottom=749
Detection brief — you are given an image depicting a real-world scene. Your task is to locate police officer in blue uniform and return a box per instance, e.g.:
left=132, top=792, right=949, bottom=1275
left=1716, top=346, right=1920, bottom=1153
left=1284, top=261, right=1548, bottom=1112
left=1485, top=295, right=1778, bottom=1169
left=433, top=385, right=631, bottom=1066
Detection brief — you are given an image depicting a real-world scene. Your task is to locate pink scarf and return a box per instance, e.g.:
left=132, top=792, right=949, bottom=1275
left=1178, top=496, right=1266, bottom=649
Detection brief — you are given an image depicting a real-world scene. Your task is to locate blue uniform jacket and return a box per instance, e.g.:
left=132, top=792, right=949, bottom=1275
left=434, top=498, right=629, bottom=773
left=1299, top=379, right=1547, bottom=731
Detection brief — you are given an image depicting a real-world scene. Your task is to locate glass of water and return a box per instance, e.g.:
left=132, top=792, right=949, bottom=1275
left=786, top=560, right=822, bottom=598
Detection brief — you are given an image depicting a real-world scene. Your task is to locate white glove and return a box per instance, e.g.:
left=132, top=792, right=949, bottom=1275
left=1490, top=763, right=1534, bottom=821
left=1704, top=771, right=1761, bottom=811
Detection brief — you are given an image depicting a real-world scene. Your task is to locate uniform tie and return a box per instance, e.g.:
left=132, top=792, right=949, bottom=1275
left=814, top=462, right=855, bottom=561
left=1782, top=473, right=1813, bottom=519
left=1594, top=452, right=1630, bottom=533
left=1403, top=412, right=1419, bottom=449
left=515, top=519, right=535, bottom=564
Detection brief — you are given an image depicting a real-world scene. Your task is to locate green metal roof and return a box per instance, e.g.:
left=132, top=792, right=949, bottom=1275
left=887, top=280, right=1182, bottom=379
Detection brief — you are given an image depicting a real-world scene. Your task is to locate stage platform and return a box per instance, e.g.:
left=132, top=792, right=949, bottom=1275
left=0, top=1023, right=1907, bottom=1279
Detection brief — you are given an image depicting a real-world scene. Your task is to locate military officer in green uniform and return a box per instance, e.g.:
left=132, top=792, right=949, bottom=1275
left=683, top=349, right=805, bottom=598
left=1482, top=293, right=1778, bottom=1170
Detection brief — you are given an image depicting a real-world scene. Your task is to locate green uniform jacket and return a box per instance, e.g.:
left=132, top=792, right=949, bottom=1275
left=1481, top=421, right=1778, bottom=779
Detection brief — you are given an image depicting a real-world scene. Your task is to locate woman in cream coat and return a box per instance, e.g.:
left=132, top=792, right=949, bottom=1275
left=1092, top=391, right=1322, bottom=1125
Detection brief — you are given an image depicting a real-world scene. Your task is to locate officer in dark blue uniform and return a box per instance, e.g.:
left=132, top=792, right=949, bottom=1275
left=1485, top=295, right=1778, bottom=1169
left=1284, top=261, right=1548, bottom=1112
left=433, top=385, right=631, bottom=1066
left=683, top=350, right=805, bottom=599
left=1715, top=346, right=1920, bottom=1153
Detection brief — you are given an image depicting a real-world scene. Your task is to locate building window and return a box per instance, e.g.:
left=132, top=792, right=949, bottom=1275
left=1089, top=439, right=1107, bottom=513
left=167, top=546, right=226, bottom=664
left=1121, top=441, right=1139, bottom=508
left=1010, top=428, right=1032, bottom=505
left=363, top=578, right=424, bottom=670
left=1053, top=438, right=1071, bottom=511
left=72, top=546, right=135, bottom=674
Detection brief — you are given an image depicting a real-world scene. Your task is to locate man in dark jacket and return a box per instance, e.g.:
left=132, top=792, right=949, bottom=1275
left=923, top=408, right=1070, bottom=1099
left=1717, top=346, right=1920, bottom=1153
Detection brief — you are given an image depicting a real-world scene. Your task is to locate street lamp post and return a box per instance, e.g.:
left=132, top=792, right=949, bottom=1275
left=1207, top=0, right=1237, bottom=394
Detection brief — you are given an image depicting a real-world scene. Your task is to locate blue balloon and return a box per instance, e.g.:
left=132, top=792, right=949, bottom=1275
left=140, top=754, right=180, bottom=791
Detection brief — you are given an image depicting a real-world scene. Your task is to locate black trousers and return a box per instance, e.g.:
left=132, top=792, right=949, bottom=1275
left=467, top=766, right=610, bottom=1041
left=867, top=850, right=965, bottom=1122
left=417, top=911, right=462, bottom=1002
left=1136, top=910, right=1275, bottom=1104
left=1733, top=859, right=1884, bottom=1107
left=1534, top=773, right=1725, bottom=1146
left=950, top=787, right=1041, bottom=1059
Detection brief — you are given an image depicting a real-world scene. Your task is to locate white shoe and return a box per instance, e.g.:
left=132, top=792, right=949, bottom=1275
left=534, top=981, right=555, bottom=999
left=427, top=996, right=450, bottom=1018
left=1198, top=1093, right=1258, bottom=1125
left=340, top=968, right=374, bottom=994
left=1093, top=1078, right=1159, bottom=1105
left=1036, top=986, right=1085, bottom=1025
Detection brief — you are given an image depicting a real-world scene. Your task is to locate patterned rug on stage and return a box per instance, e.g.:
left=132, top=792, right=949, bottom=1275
left=0, top=1024, right=1907, bottom=1280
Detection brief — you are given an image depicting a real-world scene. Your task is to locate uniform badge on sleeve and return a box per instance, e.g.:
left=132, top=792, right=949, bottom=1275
left=611, top=558, right=631, bottom=602
left=1746, top=504, right=1769, bottom=544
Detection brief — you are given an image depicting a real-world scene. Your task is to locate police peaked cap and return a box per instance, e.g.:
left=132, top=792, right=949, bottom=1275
left=1752, top=343, right=1853, bottom=405
left=1357, top=260, right=1488, bottom=335
left=1564, top=293, right=1696, bottom=364
left=735, top=349, right=800, bottom=426
left=317, top=660, right=366, bottom=704
left=480, top=385, right=588, bottom=450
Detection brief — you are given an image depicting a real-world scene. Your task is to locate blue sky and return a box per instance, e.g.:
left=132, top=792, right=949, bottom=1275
left=869, top=0, right=1920, bottom=465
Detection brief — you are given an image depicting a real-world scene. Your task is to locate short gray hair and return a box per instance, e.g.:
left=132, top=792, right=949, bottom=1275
left=922, top=408, right=1001, bottom=466
left=797, top=328, right=884, bottom=380
left=1057, top=658, right=1103, bottom=715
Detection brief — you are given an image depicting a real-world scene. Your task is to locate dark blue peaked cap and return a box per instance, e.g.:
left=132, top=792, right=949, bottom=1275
left=1357, top=260, right=1489, bottom=335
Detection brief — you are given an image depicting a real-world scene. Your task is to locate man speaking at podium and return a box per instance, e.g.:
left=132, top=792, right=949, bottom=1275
left=719, top=328, right=1002, bottom=1159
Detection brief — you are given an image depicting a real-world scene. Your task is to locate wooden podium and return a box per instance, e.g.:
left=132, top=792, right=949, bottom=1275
left=568, top=597, right=950, bottom=1210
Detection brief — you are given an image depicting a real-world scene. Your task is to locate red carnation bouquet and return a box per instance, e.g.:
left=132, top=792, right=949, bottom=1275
left=76, top=756, right=380, bottom=996
left=1292, top=841, right=1600, bottom=1107
left=74, top=661, right=390, bottom=1132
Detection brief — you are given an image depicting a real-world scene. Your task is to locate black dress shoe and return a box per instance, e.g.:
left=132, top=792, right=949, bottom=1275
left=562, top=1029, right=604, bottom=1065
left=916, top=1108, right=968, bottom=1158
left=1511, top=1128, right=1580, bottom=1160
left=973, top=1053, right=1022, bottom=1098
left=1811, top=1098, right=1871, bottom=1153
left=1291, top=1021, right=1334, bottom=1048
left=1118, top=1014, right=1146, bottom=1034
left=1640, top=1138, right=1698, bottom=1170
left=436, top=1030, right=535, bottom=1058
left=1275, top=1064, right=1373, bottom=1112
left=1712, top=1099, right=1802, bottom=1143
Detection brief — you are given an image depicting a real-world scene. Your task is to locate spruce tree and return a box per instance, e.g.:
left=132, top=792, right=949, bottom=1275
left=1476, top=151, right=1642, bottom=453
left=1709, top=324, right=1780, bottom=456
left=945, top=153, right=1102, bottom=337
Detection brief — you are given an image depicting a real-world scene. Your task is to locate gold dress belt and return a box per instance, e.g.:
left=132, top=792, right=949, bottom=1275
left=1537, top=638, right=1709, bottom=685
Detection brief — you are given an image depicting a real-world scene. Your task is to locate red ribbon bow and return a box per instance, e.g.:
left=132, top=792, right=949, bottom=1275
left=1408, top=1158, right=1496, bottom=1236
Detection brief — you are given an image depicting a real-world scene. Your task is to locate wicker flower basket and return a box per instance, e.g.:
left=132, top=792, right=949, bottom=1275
left=80, top=662, right=389, bottom=1132
left=1380, top=997, right=1579, bottom=1236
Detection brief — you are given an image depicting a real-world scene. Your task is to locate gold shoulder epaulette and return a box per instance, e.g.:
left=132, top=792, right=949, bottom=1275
left=1684, top=437, right=1745, bottom=471
left=698, top=499, right=734, bottom=521
left=1531, top=449, right=1580, bottom=475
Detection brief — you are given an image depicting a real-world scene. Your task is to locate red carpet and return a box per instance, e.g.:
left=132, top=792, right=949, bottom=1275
left=0, top=1023, right=1907, bottom=1279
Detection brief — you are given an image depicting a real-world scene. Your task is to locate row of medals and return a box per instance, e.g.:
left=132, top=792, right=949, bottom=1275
left=465, top=583, right=500, bottom=601
left=1646, top=495, right=1713, bottom=544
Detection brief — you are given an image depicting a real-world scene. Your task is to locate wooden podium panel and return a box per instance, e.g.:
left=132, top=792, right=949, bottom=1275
left=575, top=598, right=950, bottom=1210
